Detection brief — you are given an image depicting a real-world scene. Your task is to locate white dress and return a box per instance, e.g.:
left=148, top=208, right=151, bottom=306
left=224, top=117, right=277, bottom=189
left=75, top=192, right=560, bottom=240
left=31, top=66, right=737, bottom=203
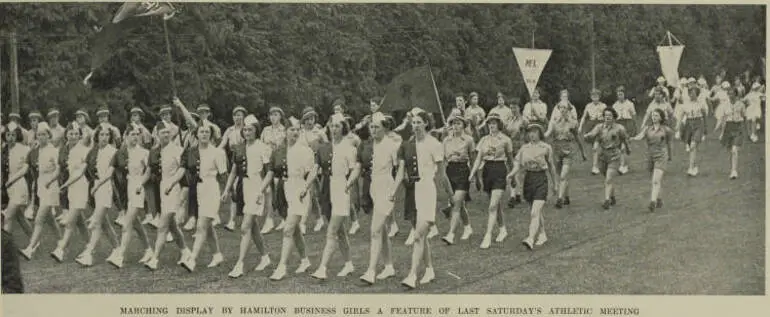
left=414, top=135, right=443, bottom=224
left=745, top=91, right=764, bottom=120
left=7, top=144, right=31, bottom=205
left=370, top=137, right=400, bottom=216
left=160, top=143, right=184, bottom=214
left=196, top=146, right=228, bottom=221
left=242, top=140, right=272, bottom=216
left=37, top=144, right=60, bottom=207
left=93, top=145, right=117, bottom=209
left=285, top=143, right=315, bottom=217
left=330, top=141, right=357, bottom=217
left=67, top=144, right=90, bottom=209
left=127, top=146, right=149, bottom=209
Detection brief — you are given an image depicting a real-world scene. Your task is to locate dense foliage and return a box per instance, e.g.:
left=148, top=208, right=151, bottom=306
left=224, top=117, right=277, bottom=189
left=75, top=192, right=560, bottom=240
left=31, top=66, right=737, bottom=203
left=0, top=3, right=765, bottom=129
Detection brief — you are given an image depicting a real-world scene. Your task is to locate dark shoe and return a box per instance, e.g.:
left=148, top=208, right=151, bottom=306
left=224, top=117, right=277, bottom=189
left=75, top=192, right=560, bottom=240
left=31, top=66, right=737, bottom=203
left=564, top=196, right=571, bottom=205
left=656, top=199, right=663, bottom=209
left=610, top=196, right=617, bottom=206
left=555, top=198, right=563, bottom=209
left=648, top=201, right=656, bottom=212
left=602, top=200, right=611, bottom=210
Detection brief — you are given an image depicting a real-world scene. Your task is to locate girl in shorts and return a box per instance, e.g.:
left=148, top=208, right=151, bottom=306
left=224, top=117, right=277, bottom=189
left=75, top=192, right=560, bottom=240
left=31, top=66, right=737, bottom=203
left=631, top=109, right=673, bottom=212
left=51, top=123, right=90, bottom=262
left=440, top=115, right=475, bottom=245
left=675, top=86, right=709, bottom=176
left=583, top=108, right=629, bottom=210
left=579, top=89, right=608, bottom=175
left=714, top=87, right=749, bottom=180
left=545, top=103, right=584, bottom=209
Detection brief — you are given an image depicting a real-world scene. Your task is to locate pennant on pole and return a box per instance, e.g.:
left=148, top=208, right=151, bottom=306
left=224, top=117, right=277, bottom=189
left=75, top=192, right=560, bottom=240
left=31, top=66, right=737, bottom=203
left=85, top=2, right=177, bottom=85
left=656, top=45, right=685, bottom=88
left=512, top=47, right=552, bottom=97
left=380, top=65, right=442, bottom=114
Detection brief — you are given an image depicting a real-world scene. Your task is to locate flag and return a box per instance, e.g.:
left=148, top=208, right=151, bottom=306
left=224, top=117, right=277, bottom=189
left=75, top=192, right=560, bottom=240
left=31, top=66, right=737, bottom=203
left=512, top=48, right=552, bottom=97
left=656, top=45, right=684, bottom=87
left=380, top=65, right=442, bottom=114
left=85, top=2, right=177, bottom=85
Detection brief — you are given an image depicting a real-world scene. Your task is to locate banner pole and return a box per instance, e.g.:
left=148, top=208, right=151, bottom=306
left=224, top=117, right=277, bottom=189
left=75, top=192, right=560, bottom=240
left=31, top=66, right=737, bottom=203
left=428, top=66, right=446, bottom=126
left=162, top=18, right=177, bottom=98
left=10, top=30, right=19, bottom=114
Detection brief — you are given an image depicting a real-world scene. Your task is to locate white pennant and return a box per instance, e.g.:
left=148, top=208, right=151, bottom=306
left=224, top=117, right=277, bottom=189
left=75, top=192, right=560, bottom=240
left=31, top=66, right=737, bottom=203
left=512, top=47, right=552, bottom=97
left=656, top=45, right=685, bottom=87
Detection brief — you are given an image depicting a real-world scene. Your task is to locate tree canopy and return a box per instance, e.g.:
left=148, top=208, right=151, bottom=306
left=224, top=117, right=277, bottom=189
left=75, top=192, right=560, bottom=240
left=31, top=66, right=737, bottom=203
left=0, top=3, right=765, bottom=129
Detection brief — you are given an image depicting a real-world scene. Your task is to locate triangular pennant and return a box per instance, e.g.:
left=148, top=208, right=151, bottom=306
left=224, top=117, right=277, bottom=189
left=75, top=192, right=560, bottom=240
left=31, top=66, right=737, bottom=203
left=656, top=45, right=685, bottom=87
left=512, top=48, right=552, bottom=97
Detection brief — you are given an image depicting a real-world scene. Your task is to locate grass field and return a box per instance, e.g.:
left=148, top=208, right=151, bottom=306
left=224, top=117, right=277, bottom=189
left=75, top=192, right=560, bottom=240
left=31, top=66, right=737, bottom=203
left=12, top=123, right=766, bottom=295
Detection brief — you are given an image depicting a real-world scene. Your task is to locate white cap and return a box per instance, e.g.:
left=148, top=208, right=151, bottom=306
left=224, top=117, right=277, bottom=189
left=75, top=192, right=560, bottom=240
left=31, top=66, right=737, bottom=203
left=7, top=121, right=18, bottom=131
left=688, top=77, right=696, bottom=83
left=721, top=81, right=731, bottom=89
left=410, top=107, right=425, bottom=117
left=329, top=113, right=346, bottom=125
left=244, top=114, right=259, bottom=126
left=698, top=78, right=707, bottom=86
left=37, top=122, right=51, bottom=133
left=752, top=82, right=762, bottom=90
left=657, top=76, right=666, bottom=83
left=288, top=116, right=301, bottom=129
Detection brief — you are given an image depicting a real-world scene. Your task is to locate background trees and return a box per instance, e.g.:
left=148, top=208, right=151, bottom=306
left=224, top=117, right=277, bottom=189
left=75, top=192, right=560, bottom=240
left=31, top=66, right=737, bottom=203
left=0, top=3, right=765, bottom=129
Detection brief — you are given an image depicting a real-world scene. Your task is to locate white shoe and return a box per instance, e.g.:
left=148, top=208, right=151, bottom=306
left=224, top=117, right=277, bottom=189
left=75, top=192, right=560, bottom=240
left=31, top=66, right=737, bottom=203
left=106, top=249, right=124, bottom=269
left=270, top=265, right=287, bottom=281
left=275, top=219, right=286, bottom=232
left=441, top=233, right=455, bottom=245
left=166, top=233, right=174, bottom=243
left=360, top=270, right=376, bottom=285
left=337, top=262, right=355, bottom=277
left=419, top=267, right=435, bottom=284
left=311, top=267, right=327, bottom=280
left=24, top=205, right=35, bottom=220
left=685, top=144, right=691, bottom=152
left=207, top=252, right=224, bottom=268
left=50, top=248, right=65, bottom=263
left=687, top=167, right=695, bottom=176
left=591, top=167, right=600, bottom=175
left=114, top=214, right=124, bottom=227
left=480, top=234, right=492, bottom=249
left=377, top=265, right=396, bottom=280
left=228, top=262, right=244, bottom=278
left=522, top=237, right=535, bottom=250
left=254, top=255, right=271, bottom=271
left=349, top=221, right=360, bottom=235
left=618, top=165, right=629, bottom=175
left=183, top=217, right=196, bottom=231
left=144, top=257, right=159, bottom=271
left=75, top=252, right=94, bottom=267
left=692, top=167, right=699, bottom=176
left=19, top=247, right=34, bottom=261
left=295, top=258, right=311, bottom=273
left=388, top=222, right=399, bottom=238
left=181, top=258, right=196, bottom=273
left=260, top=217, right=274, bottom=234
left=139, top=248, right=153, bottom=264
left=460, top=226, right=473, bottom=240
left=149, top=216, right=161, bottom=229
left=313, top=218, right=325, bottom=232
left=405, top=230, right=416, bottom=246
left=401, top=274, right=417, bottom=289
left=225, top=220, right=236, bottom=232
left=535, top=233, right=548, bottom=246
left=427, top=225, right=439, bottom=239
left=751, top=134, right=758, bottom=143
left=730, top=170, right=738, bottom=180
left=495, top=227, right=508, bottom=243
left=178, top=248, right=192, bottom=265
left=141, top=214, right=154, bottom=225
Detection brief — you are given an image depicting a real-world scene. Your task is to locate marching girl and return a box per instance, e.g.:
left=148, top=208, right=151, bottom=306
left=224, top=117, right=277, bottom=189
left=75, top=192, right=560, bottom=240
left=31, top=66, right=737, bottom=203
left=20, top=123, right=64, bottom=260
left=261, top=106, right=288, bottom=233
left=75, top=125, right=120, bottom=267
left=122, top=107, right=155, bottom=228
left=640, top=87, right=675, bottom=131
left=74, top=109, right=94, bottom=147
left=469, top=113, right=513, bottom=249
left=506, top=123, right=558, bottom=250
left=196, top=104, right=222, bottom=145
left=95, top=108, right=123, bottom=148
left=545, top=102, right=585, bottom=209
left=106, top=124, right=154, bottom=268
left=345, top=115, right=363, bottom=236
left=50, top=122, right=90, bottom=262
left=359, top=112, right=399, bottom=284
left=440, top=114, right=475, bottom=245
left=675, top=86, right=709, bottom=176
left=144, top=121, right=192, bottom=271
left=1, top=120, right=33, bottom=236
left=578, top=89, right=608, bottom=175
left=505, top=99, right=527, bottom=207
left=269, top=116, right=317, bottom=281
left=744, top=82, right=765, bottom=142
left=613, top=86, right=637, bottom=174
left=395, top=111, right=452, bottom=289
left=22, top=110, right=41, bottom=221
left=153, top=105, right=182, bottom=148
left=179, top=122, right=229, bottom=272
left=47, top=109, right=66, bottom=148
left=631, top=109, right=673, bottom=212
left=310, top=113, right=361, bottom=280
left=223, top=115, right=273, bottom=278
left=714, top=86, right=750, bottom=180
left=549, top=90, right=578, bottom=123
left=489, top=92, right=515, bottom=123
left=583, top=108, right=630, bottom=210
left=221, top=106, right=247, bottom=232
left=171, top=100, right=201, bottom=231
left=299, top=107, right=329, bottom=234
left=522, top=88, right=549, bottom=127
left=465, top=92, right=487, bottom=127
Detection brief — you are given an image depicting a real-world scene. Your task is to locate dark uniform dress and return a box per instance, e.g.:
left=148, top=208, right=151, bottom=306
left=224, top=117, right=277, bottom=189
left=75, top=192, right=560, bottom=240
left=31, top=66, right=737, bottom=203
left=314, top=142, right=334, bottom=221
left=357, top=139, right=374, bottom=215
left=57, top=143, right=73, bottom=209
left=398, top=138, right=420, bottom=227
left=228, top=142, right=246, bottom=217
left=1, top=142, right=8, bottom=209
left=270, top=144, right=289, bottom=219
left=179, top=145, right=202, bottom=219
left=25, top=146, right=40, bottom=208
left=146, top=146, right=162, bottom=213
left=112, top=147, right=129, bottom=211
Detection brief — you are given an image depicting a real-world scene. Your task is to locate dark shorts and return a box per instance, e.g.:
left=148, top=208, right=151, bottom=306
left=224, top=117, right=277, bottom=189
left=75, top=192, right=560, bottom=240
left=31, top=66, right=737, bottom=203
left=231, top=177, right=245, bottom=216
left=552, top=140, right=575, bottom=172
left=647, top=154, right=668, bottom=172
left=721, top=121, right=745, bottom=148
left=446, top=161, right=471, bottom=192
left=482, top=161, right=507, bottom=193
left=523, top=170, right=548, bottom=203
left=617, top=119, right=637, bottom=137
left=683, top=118, right=705, bottom=144
left=599, top=151, right=621, bottom=175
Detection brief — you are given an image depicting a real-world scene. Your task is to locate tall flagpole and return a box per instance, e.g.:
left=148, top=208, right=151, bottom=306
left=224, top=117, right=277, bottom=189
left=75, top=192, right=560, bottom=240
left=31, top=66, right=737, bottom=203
left=1, top=34, right=3, bottom=114
left=10, top=30, right=19, bottom=115
left=162, top=18, right=177, bottom=98
left=590, top=12, right=596, bottom=90
left=428, top=66, right=446, bottom=126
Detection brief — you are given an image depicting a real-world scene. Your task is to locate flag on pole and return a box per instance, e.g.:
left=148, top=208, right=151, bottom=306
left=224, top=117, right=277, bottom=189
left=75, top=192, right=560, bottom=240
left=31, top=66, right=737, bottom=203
left=512, top=47, right=552, bottom=97
left=656, top=45, right=684, bottom=88
left=380, top=65, right=442, bottom=114
left=84, top=2, right=177, bottom=85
